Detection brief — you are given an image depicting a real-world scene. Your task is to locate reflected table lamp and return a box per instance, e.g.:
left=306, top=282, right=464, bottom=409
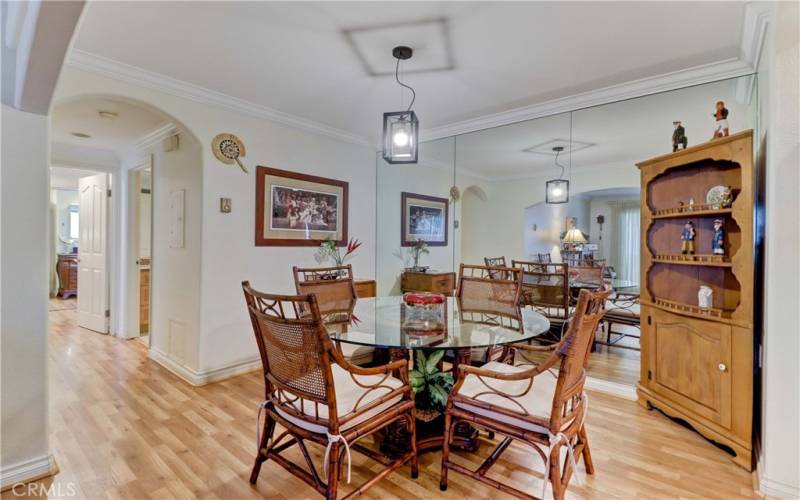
left=562, top=228, right=587, bottom=250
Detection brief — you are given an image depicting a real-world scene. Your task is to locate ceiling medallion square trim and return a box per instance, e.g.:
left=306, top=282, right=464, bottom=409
left=523, top=139, right=596, bottom=155
left=343, top=18, right=454, bottom=77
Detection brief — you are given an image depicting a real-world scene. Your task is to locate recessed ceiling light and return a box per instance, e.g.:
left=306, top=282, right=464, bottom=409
left=98, top=111, right=118, bottom=119
left=71, top=132, right=91, bottom=138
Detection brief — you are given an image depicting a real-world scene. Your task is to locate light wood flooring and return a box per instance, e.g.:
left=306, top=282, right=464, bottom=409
left=5, top=302, right=758, bottom=499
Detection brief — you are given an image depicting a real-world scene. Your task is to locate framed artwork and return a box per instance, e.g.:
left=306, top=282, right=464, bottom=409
left=401, top=192, right=448, bottom=247
left=565, top=216, right=578, bottom=231
left=255, top=166, right=348, bottom=246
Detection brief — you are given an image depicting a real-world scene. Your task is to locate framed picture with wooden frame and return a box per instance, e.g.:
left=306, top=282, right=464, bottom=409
left=255, top=166, right=348, bottom=246
left=401, top=192, right=448, bottom=247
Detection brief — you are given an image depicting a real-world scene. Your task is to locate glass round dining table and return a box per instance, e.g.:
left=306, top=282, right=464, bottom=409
left=328, top=295, right=551, bottom=352
left=325, top=295, right=550, bottom=456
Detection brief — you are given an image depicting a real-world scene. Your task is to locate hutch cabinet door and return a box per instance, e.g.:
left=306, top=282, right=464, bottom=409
left=648, top=309, right=732, bottom=429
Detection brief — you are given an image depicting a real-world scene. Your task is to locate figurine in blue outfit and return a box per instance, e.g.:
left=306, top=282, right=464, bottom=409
left=681, top=221, right=696, bottom=254
left=712, top=219, right=725, bottom=255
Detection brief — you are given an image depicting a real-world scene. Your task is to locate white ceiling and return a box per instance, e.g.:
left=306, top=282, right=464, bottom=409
left=51, top=97, right=169, bottom=152
left=72, top=1, right=747, bottom=145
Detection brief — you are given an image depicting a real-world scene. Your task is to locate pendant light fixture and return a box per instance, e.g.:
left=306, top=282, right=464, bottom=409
left=545, top=146, right=570, bottom=204
left=382, top=46, right=419, bottom=164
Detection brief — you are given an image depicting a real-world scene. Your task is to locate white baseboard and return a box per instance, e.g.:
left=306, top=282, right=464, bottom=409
left=148, top=348, right=260, bottom=386
left=584, top=376, right=637, bottom=400
left=0, top=455, right=58, bottom=491
left=759, top=473, right=800, bottom=499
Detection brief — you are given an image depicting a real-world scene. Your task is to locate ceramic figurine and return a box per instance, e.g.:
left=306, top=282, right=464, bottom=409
left=681, top=221, right=696, bottom=254
left=688, top=197, right=695, bottom=207
left=672, top=121, right=688, bottom=152
left=712, top=219, right=725, bottom=255
left=721, top=186, right=733, bottom=208
left=712, top=100, right=730, bottom=139
left=698, top=285, right=713, bottom=310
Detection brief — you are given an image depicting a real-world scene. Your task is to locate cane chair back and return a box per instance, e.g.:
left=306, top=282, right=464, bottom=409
left=536, top=253, right=552, bottom=264
left=569, top=264, right=605, bottom=287
left=243, top=283, right=334, bottom=406
left=513, top=261, right=570, bottom=321
left=293, top=265, right=357, bottom=325
left=483, top=256, right=509, bottom=279
left=548, top=287, right=610, bottom=433
left=457, top=264, right=523, bottom=331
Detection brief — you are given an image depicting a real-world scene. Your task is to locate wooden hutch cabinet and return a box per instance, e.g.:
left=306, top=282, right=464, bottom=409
left=637, top=130, right=754, bottom=470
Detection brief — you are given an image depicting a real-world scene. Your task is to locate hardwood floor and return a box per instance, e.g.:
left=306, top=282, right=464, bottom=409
left=5, top=304, right=758, bottom=499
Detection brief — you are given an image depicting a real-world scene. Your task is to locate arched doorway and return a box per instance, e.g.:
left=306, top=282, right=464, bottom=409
left=49, top=95, right=202, bottom=349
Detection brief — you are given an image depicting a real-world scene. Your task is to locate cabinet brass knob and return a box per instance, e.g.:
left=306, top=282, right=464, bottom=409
left=718, top=363, right=727, bottom=372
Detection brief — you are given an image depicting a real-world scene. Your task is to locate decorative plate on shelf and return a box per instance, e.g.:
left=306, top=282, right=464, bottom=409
left=706, top=185, right=728, bottom=208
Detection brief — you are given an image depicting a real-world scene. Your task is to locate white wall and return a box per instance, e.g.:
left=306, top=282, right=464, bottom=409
left=523, top=195, right=590, bottom=261
left=458, top=164, right=640, bottom=265
left=53, top=66, right=377, bottom=382
left=757, top=2, right=800, bottom=497
left=1, top=105, right=53, bottom=482
left=587, top=194, right=640, bottom=267
left=147, top=134, right=202, bottom=370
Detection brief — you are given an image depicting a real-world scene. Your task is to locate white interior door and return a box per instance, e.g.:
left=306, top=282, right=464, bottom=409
left=77, top=173, right=109, bottom=333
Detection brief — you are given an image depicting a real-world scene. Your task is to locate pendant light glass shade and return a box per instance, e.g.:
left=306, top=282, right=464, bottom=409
left=546, top=179, right=569, bottom=204
left=382, top=110, right=418, bottom=164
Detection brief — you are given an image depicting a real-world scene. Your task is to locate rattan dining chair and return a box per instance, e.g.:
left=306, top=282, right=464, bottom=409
left=242, top=282, right=418, bottom=499
left=483, top=256, right=509, bottom=279
left=598, top=291, right=640, bottom=351
left=456, top=264, right=524, bottom=365
left=513, top=260, right=571, bottom=340
left=440, top=286, right=610, bottom=500
left=293, top=265, right=373, bottom=366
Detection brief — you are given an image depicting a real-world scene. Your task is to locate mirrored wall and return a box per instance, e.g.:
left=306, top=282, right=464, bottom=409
left=375, top=75, right=757, bottom=384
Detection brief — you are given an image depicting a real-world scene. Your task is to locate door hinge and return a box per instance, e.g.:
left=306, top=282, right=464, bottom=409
left=107, top=188, right=112, bottom=197
left=105, top=309, right=110, bottom=318
left=648, top=370, right=652, bottom=380
left=647, top=315, right=652, bottom=325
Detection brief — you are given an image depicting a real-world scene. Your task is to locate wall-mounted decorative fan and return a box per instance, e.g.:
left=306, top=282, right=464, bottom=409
left=212, top=133, right=248, bottom=173
left=449, top=186, right=460, bottom=203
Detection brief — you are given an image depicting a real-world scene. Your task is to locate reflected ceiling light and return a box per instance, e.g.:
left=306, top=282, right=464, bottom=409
left=382, top=46, right=419, bottom=164
left=545, top=146, right=569, bottom=204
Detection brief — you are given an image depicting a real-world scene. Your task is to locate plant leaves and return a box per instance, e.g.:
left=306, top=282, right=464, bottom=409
left=428, top=384, right=449, bottom=410
left=425, top=350, right=444, bottom=375
left=414, top=350, right=427, bottom=372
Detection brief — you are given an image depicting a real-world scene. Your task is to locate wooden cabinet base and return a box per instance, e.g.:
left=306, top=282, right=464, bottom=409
left=637, top=385, right=752, bottom=471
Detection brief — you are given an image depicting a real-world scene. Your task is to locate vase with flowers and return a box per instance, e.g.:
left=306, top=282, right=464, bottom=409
left=408, top=238, right=429, bottom=272
left=315, top=237, right=362, bottom=273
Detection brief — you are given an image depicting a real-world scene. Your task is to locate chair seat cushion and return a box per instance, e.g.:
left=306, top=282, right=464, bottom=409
left=604, top=301, right=640, bottom=320
left=454, top=361, right=560, bottom=434
left=337, top=341, right=374, bottom=366
left=275, top=363, right=403, bottom=435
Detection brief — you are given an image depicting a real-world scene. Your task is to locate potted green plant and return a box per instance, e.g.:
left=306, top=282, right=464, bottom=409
left=409, top=350, right=453, bottom=423
left=409, top=238, right=429, bottom=272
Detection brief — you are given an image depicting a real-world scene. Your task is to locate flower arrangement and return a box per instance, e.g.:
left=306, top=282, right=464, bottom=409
left=410, top=238, right=429, bottom=270
left=315, top=237, right=362, bottom=267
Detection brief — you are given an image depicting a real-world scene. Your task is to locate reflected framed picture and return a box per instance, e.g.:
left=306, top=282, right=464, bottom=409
left=401, top=192, right=448, bottom=247
left=255, top=166, right=348, bottom=246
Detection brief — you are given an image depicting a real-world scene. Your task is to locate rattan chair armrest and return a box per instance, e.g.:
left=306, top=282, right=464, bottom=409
left=457, top=363, right=541, bottom=381
left=512, top=342, right=559, bottom=353
left=332, top=348, right=409, bottom=377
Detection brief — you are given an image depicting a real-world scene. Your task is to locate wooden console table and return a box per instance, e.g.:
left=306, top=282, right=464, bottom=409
left=400, top=271, right=456, bottom=296
left=354, top=279, right=376, bottom=298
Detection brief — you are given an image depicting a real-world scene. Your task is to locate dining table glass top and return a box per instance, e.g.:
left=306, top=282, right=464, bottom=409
left=327, top=296, right=550, bottom=351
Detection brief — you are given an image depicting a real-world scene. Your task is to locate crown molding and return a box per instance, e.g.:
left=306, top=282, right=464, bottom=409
left=129, top=122, right=178, bottom=154
left=422, top=57, right=755, bottom=142
left=66, top=50, right=371, bottom=147
left=735, top=3, right=771, bottom=104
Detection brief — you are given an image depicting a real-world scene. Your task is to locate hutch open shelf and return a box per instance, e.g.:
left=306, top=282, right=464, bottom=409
left=637, top=130, right=754, bottom=471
